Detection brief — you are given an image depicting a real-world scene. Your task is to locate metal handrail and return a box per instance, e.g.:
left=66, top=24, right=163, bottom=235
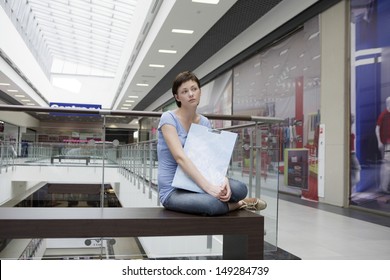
left=0, top=104, right=284, bottom=123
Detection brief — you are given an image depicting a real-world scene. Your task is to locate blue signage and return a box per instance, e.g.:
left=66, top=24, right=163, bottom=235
left=49, top=102, right=102, bottom=116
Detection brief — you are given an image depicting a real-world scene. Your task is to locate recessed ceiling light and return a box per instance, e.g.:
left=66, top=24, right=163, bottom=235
left=136, top=83, right=149, bottom=87
left=21, top=99, right=31, bottom=102
left=312, top=55, right=321, bottom=60
left=280, top=49, right=288, bottom=56
left=122, top=104, right=132, bottom=107
left=14, top=94, right=25, bottom=97
left=172, top=29, right=194, bottom=34
left=0, top=83, right=10, bottom=86
left=7, top=89, right=18, bottom=92
left=192, top=0, right=219, bottom=4
left=158, top=49, right=177, bottom=54
left=308, top=32, right=320, bottom=40
left=27, top=103, right=35, bottom=106
left=121, top=107, right=130, bottom=110
left=149, top=64, right=165, bottom=68
left=125, top=100, right=135, bottom=103
left=128, top=95, right=139, bottom=98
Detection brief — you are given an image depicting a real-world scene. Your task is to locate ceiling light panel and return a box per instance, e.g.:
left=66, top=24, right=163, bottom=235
left=158, top=49, right=177, bottom=54
left=149, top=64, right=165, bottom=68
left=192, top=0, right=220, bottom=4
left=172, top=29, right=194, bottom=34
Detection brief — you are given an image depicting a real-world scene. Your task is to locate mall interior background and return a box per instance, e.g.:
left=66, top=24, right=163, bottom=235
left=0, top=0, right=389, bottom=259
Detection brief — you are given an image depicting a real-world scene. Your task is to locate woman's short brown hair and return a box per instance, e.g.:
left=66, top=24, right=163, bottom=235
left=172, top=71, right=200, bottom=107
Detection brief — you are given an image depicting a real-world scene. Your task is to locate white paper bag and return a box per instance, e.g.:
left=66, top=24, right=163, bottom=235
left=172, top=123, right=238, bottom=193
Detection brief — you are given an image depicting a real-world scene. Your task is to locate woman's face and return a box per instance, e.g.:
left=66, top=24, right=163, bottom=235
left=175, top=80, right=201, bottom=108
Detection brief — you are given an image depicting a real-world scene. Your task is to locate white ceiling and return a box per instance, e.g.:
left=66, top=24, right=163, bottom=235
left=0, top=0, right=238, bottom=119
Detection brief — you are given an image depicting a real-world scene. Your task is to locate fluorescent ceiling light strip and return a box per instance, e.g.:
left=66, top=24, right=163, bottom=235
left=149, top=64, right=165, bottom=68
left=136, top=83, right=149, bottom=87
left=128, top=95, right=139, bottom=98
left=159, top=49, right=177, bottom=54
left=312, top=55, right=321, bottom=60
left=308, top=32, right=320, bottom=40
left=0, top=83, right=11, bottom=86
left=172, top=29, right=194, bottom=34
left=192, top=0, right=219, bottom=4
left=280, top=49, right=288, bottom=56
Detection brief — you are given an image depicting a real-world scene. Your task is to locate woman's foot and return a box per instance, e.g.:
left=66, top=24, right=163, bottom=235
left=240, top=198, right=267, bottom=211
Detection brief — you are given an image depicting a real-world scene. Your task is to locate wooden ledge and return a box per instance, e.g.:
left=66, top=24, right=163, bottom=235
left=0, top=207, right=264, bottom=259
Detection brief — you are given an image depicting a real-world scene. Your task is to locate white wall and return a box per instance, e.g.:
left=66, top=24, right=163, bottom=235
left=0, top=111, right=40, bottom=130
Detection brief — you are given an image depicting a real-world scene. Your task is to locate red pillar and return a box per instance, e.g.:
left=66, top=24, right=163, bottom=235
left=295, top=76, right=304, bottom=148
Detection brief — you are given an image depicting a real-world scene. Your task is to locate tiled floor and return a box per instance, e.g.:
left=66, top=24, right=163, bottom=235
left=134, top=191, right=390, bottom=260
left=276, top=194, right=390, bottom=260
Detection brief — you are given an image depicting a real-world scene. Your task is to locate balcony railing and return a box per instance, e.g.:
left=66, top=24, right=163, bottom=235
left=0, top=104, right=283, bottom=260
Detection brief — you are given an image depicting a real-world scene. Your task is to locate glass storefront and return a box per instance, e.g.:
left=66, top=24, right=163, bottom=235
left=232, top=17, right=321, bottom=201
left=350, top=0, right=390, bottom=214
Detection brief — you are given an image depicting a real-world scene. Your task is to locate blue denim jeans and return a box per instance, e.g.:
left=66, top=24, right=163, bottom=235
left=163, top=178, right=248, bottom=216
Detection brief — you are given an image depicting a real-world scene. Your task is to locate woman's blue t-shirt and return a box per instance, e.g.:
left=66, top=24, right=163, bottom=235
left=157, top=111, right=211, bottom=204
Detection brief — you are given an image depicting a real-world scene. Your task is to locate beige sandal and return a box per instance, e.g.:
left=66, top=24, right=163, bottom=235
left=240, top=198, right=267, bottom=211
